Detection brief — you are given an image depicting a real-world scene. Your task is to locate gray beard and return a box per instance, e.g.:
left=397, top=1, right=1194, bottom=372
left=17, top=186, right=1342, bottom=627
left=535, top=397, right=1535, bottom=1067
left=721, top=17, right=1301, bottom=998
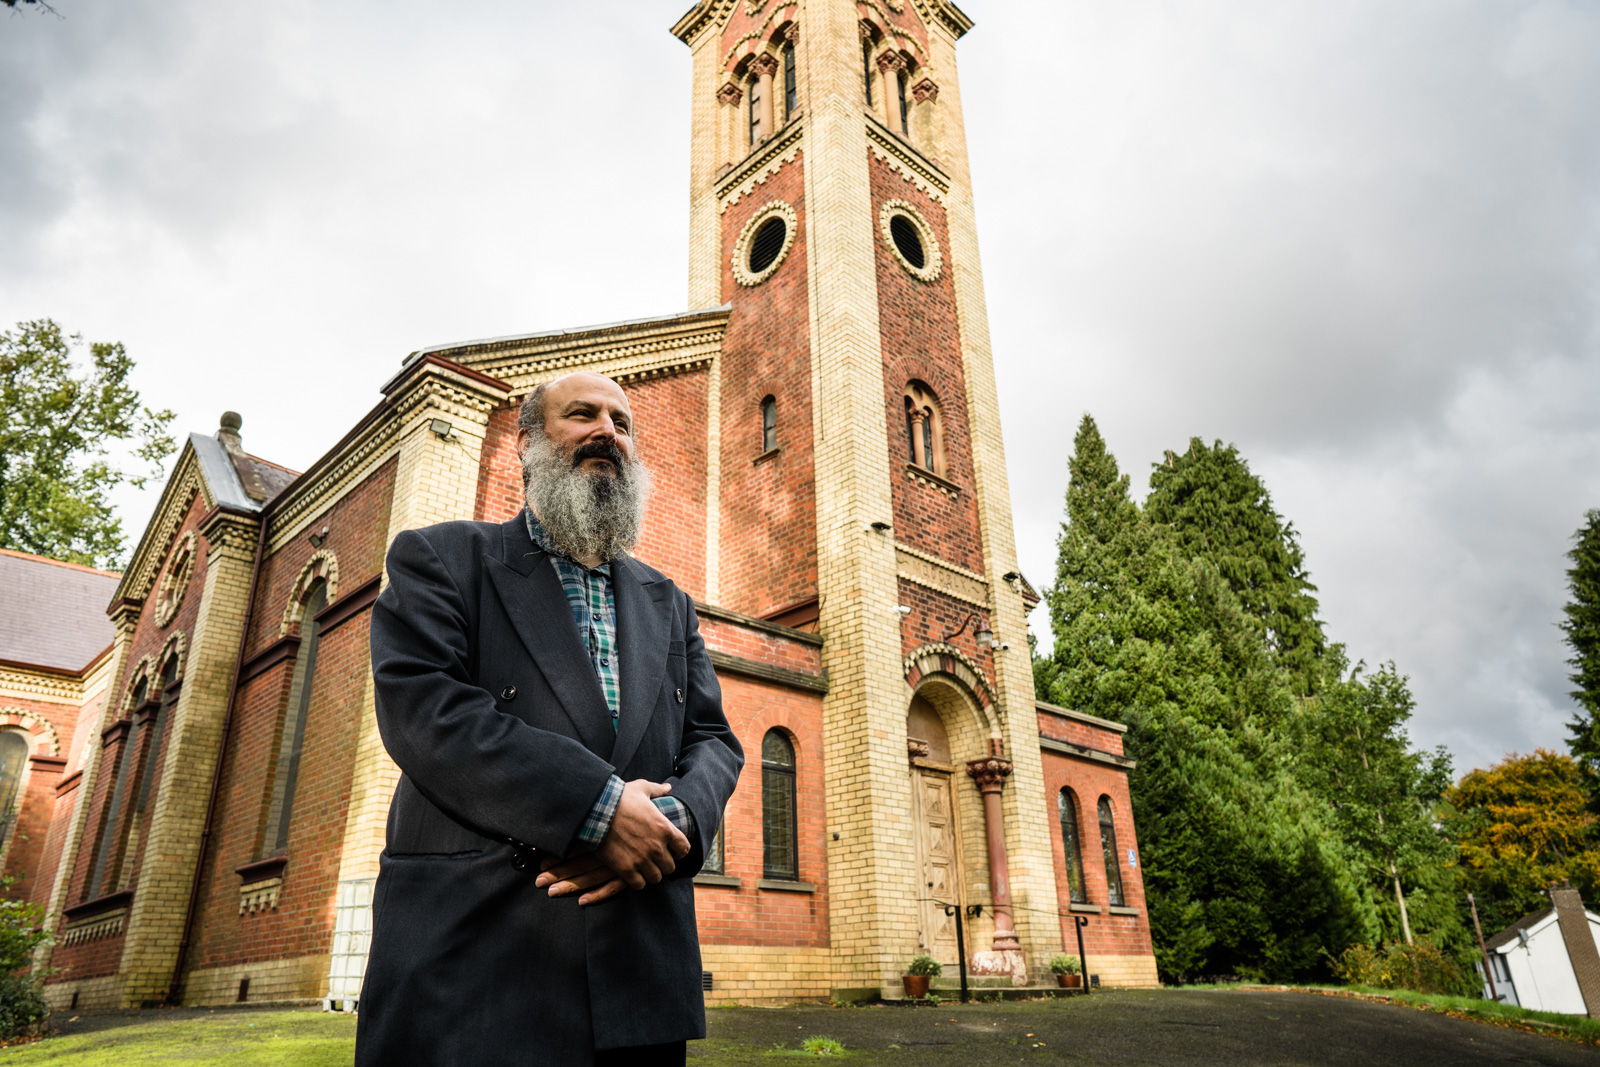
left=521, top=434, right=651, bottom=563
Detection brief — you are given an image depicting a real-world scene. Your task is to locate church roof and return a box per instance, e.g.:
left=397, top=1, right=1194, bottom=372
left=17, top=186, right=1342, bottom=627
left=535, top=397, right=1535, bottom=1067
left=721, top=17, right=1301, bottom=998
left=0, top=549, right=120, bottom=673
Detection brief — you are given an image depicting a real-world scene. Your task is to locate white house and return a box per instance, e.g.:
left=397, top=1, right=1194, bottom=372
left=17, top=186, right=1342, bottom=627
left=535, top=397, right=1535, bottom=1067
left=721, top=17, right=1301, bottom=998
left=1478, top=886, right=1600, bottom=1016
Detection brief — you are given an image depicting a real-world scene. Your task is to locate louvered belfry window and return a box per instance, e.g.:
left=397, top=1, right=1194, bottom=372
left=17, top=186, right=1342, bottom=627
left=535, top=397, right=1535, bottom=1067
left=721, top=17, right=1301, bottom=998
left=748, top=75, right=763, bottom=145
left=761, top=396, right=777, bottom=453
left=783, top=44, right=797, bottom=117
left=761, top=730, right=798, bottom=880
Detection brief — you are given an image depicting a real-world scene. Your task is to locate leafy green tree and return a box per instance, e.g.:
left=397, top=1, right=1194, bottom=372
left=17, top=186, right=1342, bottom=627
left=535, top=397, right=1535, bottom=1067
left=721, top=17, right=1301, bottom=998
left=1293, top=654, right=1455, bottom=945
left=1445, top=750, right=1600, bottom=934
left=1564, top=509, right=1600, bottom=800
left=0, top=319, right=175, bottom=569
left=1145, top=438, right=1325, bottom=693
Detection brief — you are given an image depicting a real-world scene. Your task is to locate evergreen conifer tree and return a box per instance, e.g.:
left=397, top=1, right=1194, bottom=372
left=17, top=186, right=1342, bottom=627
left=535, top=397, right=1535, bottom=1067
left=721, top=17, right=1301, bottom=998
left=1145, top=438, right=1325, bottom=693
left=1563, top=509, right=1600, bottom=795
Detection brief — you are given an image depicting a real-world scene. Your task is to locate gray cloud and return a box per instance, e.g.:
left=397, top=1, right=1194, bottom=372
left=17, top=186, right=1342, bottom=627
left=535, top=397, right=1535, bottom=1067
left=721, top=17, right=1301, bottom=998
left=2, top=1, right=1596, bottom=773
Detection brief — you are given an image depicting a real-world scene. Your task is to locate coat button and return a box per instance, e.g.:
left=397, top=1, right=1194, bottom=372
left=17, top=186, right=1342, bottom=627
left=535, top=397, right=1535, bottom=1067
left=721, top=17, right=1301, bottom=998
left=500, top=685, right=517, bottom=701
left=675, top=688, right=684, bottom=704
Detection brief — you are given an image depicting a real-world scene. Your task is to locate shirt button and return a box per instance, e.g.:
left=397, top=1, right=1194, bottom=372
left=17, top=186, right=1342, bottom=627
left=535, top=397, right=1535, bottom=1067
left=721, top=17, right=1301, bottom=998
left=600, top=657, right=610, bottom=666
left=676, top=688, right=684, bottom=704
left=500, top=686, right=516, bottom=701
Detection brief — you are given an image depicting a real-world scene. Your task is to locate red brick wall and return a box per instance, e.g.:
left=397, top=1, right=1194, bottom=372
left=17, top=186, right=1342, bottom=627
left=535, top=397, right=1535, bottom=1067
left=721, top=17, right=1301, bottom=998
left=698, top=615, right=820, bottom=676
left=60, top=489, right=209, bottom=920
left=718, top=154, right=817, bottom=619
left=244, top=458, right=396, bottom=661
left=185, top=611, right=370, bottom=972
left=872, top=157, right=985, bottom=575
left=896, top=579, right=995, bottom=681
left=1037, top=722, right=1153, bottom=963
left=694, top=673, right=828, bottom=948
left=475, top=405, right=522, bottom=523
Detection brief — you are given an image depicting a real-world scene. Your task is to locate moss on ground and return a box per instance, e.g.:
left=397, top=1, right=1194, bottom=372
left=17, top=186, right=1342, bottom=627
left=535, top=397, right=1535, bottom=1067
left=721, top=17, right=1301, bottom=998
left=0, top=1010, right=357, bottom=1065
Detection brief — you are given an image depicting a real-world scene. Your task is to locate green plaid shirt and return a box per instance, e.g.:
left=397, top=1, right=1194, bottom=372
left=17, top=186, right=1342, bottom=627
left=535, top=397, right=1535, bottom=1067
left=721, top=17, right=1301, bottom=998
left=523, top=510, right=693, bottom=851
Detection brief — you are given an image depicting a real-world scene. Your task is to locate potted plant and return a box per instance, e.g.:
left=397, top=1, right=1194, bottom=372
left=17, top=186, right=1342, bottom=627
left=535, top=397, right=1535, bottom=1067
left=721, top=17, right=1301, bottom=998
left=903, top=954, right=942, bottom=998
left=1049, top=954, right=1082, bottom=989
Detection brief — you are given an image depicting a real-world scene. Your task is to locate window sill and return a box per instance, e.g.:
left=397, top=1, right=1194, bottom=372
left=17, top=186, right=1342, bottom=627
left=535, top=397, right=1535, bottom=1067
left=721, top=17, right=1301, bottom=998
left=903, top=463, right=961, bottom=496
left=756, top=879, right=815, bottom=893
left=753, top=447, right=781, bottom=466
left=694, top=873, right=741, bottom=888
left=1068, top=903, right=1103, bottom=914
left=1108, top=905, right=1140, bottom=917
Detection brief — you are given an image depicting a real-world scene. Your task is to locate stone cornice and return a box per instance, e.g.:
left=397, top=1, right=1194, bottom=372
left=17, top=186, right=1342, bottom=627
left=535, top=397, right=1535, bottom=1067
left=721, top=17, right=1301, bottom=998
left=1039, top=734, right=1136, bottom=770
left=671, top=0, right=738, bottom=44
left=910, top=0, right=973, bottom=37
left=0, top=664, right=88, bottom=705
left=866, top=116, right=950, bottom=201
left=199, top=506, right=262, bottom=558
left=717, top=117, right=805, bottom=213
left=895, top=542, right=988, bottom=608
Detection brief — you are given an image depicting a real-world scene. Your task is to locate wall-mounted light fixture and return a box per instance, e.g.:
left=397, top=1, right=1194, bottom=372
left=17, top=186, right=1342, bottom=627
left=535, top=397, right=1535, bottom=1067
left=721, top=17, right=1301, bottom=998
left=429, top=418, right=455, bottom=439
left=308, top=526, right=329, bottom=548
left=1002, top=571, right=1021, bottom=584
left=942, top=612, right=994, bottom=648
left=864, top=520, right=892, bottom=534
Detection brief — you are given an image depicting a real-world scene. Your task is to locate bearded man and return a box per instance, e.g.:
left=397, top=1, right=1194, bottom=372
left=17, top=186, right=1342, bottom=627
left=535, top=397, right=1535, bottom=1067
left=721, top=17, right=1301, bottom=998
left=357, top=371, right=743, bottom=1067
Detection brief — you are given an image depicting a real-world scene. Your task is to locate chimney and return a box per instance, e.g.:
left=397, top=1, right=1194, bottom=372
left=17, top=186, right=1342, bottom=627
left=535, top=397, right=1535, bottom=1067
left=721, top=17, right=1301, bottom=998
left=217, top=412, right=269, bottom=503
left=1550, top=884, right=1600, bottom=1017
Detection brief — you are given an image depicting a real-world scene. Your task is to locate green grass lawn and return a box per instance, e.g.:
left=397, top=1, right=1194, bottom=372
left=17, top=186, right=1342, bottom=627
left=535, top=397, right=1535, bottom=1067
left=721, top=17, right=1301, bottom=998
left=0, top=1011, right=358, bottom=1065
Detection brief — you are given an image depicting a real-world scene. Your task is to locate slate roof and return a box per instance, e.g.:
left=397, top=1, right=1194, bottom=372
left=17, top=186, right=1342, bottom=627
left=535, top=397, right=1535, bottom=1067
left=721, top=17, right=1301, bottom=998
left=1485, top=907, right=1556, bottom=951
left=0, top=549, right=120, bottom=673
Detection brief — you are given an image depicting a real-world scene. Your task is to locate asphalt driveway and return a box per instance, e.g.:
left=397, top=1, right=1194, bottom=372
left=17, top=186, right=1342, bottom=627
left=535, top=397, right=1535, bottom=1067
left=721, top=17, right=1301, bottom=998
left=696, top=988, right=1600, bottom=1065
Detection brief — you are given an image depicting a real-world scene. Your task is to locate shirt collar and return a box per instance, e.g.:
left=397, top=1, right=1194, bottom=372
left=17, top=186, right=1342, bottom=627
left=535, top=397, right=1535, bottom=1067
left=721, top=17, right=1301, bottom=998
left=524, top=508, right=611, bottom=576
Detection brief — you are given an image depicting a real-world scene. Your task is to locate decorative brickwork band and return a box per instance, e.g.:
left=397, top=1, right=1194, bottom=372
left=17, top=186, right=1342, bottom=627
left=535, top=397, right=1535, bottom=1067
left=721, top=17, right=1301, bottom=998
left=967, top=746, right=1022, bottom=959
left=717, top=82, right=743, bottom=106
left=912, top=78, right=939, bottom=104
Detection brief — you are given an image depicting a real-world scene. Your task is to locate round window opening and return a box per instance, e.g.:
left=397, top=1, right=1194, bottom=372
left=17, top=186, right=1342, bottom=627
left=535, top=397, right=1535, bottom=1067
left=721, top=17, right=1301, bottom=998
left=748, top=216, right=788, bottom=274
left=889, top=214, right=925, bottom=269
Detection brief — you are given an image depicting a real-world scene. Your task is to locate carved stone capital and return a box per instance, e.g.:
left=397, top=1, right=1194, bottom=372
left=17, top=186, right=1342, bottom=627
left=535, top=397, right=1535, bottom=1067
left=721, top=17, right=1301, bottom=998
left=876, top=50, right=907, bottom=74
left=860, top=20, right=876, bottom=40
left=782, top=21, right=799, bottom=43
left=966, top=755, right=1013, bottom=794
left=716, top=81, right=743, bottom=106
left=912, top=78, right=939, bottom=104
left=907, top=737, right=931, bottom=763
left=751, top=52, right=780, bottom=77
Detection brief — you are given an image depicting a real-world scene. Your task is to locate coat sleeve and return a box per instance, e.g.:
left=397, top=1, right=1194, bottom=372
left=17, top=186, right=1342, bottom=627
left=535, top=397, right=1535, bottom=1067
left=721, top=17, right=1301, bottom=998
left=371, top=527, right=617, bottom=857
left=661, top=596, right=744, bottom=878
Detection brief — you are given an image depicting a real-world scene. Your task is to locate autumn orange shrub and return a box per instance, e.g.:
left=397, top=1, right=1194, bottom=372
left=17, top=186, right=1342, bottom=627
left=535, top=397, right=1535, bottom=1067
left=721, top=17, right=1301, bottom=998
left=1328, top=941, right=1474, bottom=996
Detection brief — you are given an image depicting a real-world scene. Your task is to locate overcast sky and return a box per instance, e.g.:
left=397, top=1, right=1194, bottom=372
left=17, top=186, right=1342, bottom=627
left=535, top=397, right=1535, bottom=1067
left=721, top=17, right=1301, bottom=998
left=4, top=1, right=1597, bottom=775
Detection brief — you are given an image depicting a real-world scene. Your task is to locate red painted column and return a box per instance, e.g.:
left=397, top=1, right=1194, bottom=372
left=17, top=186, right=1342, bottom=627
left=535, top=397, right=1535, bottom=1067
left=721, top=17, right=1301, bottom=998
left=966, top=740, right=1019, bottom=954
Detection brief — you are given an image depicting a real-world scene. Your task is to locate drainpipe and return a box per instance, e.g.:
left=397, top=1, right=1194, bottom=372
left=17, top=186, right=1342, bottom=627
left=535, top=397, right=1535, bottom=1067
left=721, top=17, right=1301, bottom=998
left=166, top=512, right=269, bottom=1004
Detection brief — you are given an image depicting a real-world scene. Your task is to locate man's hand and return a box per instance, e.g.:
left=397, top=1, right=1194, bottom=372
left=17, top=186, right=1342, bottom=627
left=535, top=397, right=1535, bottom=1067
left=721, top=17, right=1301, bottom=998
left=536, top=853, right=628, bottom=906
left=537, top=780, right=690, bottom=905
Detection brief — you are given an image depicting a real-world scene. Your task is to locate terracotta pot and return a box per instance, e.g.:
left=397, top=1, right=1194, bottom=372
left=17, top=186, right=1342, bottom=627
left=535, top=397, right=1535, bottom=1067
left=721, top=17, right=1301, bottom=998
left=902, top=975, right=931, bottom=998
left=1056, top=974, right=1081, bottom=989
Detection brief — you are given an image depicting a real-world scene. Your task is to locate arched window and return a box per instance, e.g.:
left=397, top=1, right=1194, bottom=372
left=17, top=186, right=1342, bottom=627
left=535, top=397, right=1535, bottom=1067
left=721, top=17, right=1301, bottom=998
left=783, top=43, right=797, bottom=117
left=0, top=731, right=29, bottom=853
left=761, top=729, right=797, bottom=880
left=133, top=656, right=180, bottom=824
left=1098, top=796, right=1125, bottom=907
left=263, top=580, right=327, bottom=858
left=1058, top=788, right=1087, bottom=905
left=760, top=396, right=777, bottom=453
left=903, top=381, right=945, bottom=476
left=86, top=674, right=147, bottom=899
left=703, top=822, right=725, bottom=876
left=862, top=39, right=874, bottom=106
left=748, top=73, right=764, bottom=146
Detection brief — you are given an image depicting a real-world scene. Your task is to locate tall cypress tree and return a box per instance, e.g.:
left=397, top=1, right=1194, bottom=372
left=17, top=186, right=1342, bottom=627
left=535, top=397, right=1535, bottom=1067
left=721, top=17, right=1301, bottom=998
left=1564, top=509, right=1600, bottom=796
left=1145, top=438, right=1325, bottom=694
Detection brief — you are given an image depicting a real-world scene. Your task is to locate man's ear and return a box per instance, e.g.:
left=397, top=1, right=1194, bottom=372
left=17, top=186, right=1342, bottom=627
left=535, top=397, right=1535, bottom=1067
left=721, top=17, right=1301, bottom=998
left=515, top=427, right=529, bottom=456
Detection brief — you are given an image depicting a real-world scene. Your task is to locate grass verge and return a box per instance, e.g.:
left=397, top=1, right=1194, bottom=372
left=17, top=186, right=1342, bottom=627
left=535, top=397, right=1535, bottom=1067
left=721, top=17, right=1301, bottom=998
left=0, top=1010, right=357, bottom=1065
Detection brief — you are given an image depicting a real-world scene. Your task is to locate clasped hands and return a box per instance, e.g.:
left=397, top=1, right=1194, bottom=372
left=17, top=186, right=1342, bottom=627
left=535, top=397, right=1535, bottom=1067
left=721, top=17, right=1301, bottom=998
left=535, top=779, right=691, bottom=906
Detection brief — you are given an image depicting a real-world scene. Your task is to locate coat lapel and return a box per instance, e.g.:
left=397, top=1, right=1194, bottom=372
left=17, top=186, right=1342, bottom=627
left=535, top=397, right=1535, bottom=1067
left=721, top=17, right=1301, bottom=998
left=487, top=517, right=615, bottom=761
left=610, top=555, right=672, bottom=775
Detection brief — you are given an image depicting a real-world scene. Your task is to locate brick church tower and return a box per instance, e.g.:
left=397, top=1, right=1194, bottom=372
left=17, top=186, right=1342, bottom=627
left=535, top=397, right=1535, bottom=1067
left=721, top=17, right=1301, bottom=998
left=673, top=0, right=1062, bottom=993
left=20, top=1, right=1156, bottom=1012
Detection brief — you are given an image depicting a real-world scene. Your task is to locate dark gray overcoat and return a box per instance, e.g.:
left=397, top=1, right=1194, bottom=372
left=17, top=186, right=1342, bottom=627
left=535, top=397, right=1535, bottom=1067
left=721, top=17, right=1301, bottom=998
left=355, top=514, right=743, bottom=1066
